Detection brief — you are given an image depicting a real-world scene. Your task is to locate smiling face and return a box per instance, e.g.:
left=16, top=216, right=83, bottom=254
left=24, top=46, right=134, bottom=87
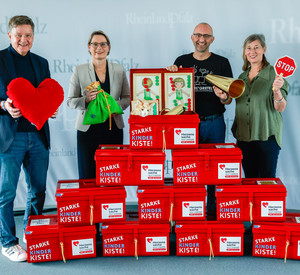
left=191, top=23, right=214, bottom=54
left=244, top=39, right=266, bottom=67
left=88, top=34, right=110, bottom=61
left=8, top=24, right=34, bottom=56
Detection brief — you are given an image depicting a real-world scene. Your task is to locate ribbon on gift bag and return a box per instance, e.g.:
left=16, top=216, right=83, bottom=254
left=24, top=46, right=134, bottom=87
left=83, top=84, right=123, bottom=130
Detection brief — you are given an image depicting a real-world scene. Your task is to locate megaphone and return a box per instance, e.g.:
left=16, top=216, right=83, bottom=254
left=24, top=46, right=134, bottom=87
left=205, top=74, right=245, bottom=99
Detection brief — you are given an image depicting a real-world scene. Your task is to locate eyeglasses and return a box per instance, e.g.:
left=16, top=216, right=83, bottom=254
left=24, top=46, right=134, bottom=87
left=89, top=42, right=108, bottom=48
left=193, top=33, right=213, bottom=39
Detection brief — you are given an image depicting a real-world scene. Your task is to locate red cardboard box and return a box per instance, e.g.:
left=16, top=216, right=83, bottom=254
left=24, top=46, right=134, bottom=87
left=101, top=222, right=170, bottom=257
left=137, top=186, right=206, bottom=223
left=175, top=221, right=244, bottom=257
left=253, top=213, right=300, bottom=261
left=129, top=113, right=199, bottom=150
left=25, top=215, right=96, bottom=263
left=95, top=145, right=165, bottom=186
left=216, top=178, right=287, bottom=222
left=55, top=179, right=126, bottom=226
left=172, top=143, right=242, bottom=186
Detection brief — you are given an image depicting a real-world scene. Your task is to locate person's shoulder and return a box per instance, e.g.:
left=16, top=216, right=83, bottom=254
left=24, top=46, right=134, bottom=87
left=176, top=53, right=193, bottom=60
left=210, top=52, right=230, bottom=62
left=108, top=61, right=126, bottom=72
left=29, top=52, right=49, bottom=65
left=0, top=47, right=10, bottom=59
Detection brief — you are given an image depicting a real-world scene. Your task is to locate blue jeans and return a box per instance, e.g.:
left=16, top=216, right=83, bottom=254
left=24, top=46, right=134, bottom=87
left=199, top=114, right=226, bottom=214
left=237, top=135, right=280, bottom=178
left=0, top=132, right=49, bottom=248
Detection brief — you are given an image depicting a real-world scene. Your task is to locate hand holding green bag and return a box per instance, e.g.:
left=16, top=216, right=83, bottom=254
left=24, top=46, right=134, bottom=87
left=83, top=83, right=123, bottom=129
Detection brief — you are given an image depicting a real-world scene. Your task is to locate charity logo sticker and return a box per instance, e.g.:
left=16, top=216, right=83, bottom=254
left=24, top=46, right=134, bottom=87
left=219, top=237, right=241, bottom=252
left=174, top=128, right=196, bottom=145
left=141, top=164, right=163, bottom=180
left=145, top=236, right=167, bottom=252
left=72, top=238, right=94, bottom=256
left=102, top=203, right=123, bottom=219
left=261, top=201, right=283, bottom=217
left=182, top=201, right=204, bottom=217
left=218, top=163, right=240, bottom=179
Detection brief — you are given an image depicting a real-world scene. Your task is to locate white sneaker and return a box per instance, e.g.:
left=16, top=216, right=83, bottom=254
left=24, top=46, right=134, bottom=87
left=2, top=244, right=27, bottom=262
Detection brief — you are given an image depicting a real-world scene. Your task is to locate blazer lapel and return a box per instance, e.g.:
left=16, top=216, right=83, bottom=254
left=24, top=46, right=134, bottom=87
left=88, top=61, right=96, bottom=83
left=29, top=52, right=43, bottom=85
left=4, top=48, right=17, bottom=81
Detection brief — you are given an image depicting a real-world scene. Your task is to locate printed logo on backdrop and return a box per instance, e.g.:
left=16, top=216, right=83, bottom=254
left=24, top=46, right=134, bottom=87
left=50, top=147, right=76, bottom=157
left=0, top=16, right=47, bottom=34
left=126, top=11, right=193, bottom=28
left=270, top=18, right=300, bottom=44
left=52, top=57, right=139, bottom=74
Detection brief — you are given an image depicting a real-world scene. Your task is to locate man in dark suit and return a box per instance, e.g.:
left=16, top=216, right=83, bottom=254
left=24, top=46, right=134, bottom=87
left=0, top=15, right=56, bottom=262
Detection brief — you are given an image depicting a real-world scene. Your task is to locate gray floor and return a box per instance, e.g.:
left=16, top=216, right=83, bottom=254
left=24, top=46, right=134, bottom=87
left=1, top=209, right=299, bottom=275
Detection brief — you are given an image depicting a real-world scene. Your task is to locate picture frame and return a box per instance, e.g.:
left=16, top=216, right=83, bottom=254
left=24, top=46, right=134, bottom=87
left=131, top=72, right=162, bottom=111
left=130, top=68, right=195, bottom=112
left=164, top=72, right=194, bottom=111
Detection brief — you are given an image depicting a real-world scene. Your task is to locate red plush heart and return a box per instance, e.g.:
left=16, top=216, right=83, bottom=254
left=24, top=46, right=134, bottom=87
left=7, top=77, right=64, bottom=130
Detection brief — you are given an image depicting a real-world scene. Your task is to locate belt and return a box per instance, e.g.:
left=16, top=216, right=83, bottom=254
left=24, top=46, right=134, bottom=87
left=199, top=113, right=222, bottom=121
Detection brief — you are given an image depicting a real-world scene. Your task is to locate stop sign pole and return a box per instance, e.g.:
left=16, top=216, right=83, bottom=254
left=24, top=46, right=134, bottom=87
left=273, top=55, right=296, bottom=90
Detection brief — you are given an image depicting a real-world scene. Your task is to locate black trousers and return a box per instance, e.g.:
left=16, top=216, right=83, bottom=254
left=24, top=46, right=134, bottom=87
left=77, top=119, right=123, bottom=179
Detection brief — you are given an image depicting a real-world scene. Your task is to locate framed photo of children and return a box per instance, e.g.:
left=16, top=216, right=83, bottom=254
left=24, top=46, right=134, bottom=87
left=165, top=72, right=194, bottom=111
left=131, top=72, right=162, bottom=111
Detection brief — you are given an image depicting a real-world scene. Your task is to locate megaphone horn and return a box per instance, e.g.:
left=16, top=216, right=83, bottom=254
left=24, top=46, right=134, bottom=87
left=205, top=74, right=245, bottom=99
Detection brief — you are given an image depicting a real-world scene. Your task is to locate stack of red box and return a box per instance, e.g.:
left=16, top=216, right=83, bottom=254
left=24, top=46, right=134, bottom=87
left=25, top=179, right=127, bottom=263
left=252, top=213, right=300, bottom=261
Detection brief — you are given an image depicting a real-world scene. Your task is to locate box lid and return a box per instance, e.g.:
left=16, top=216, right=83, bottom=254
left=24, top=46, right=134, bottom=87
left=95, top=145, right=165, bottom=159
left=216, top=178, right=286, bottom=196
left=129, top=112, right=200, bottom=124
left=101, top=221, right=170, bottom=233
left=172, top=143, right=242, bottom=157
left=137, top=186, right=206, bottom=198
left=25, top=215, right=96, bottom=237
left=175, top=221, right=245, bottom=233
left=55, top=179, right=127, bottom=198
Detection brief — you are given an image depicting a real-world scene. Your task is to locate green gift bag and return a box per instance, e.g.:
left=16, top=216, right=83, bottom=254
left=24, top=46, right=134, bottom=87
left=83, top=85, right=123, bottom=129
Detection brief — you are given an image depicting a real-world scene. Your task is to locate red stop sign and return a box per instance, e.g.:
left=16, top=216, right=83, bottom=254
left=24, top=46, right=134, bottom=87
left=274, top=55, right=296, bottom=77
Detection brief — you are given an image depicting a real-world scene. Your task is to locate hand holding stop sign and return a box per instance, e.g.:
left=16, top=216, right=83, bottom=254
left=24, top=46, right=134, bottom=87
left=273, top=56, right=296, bottom=91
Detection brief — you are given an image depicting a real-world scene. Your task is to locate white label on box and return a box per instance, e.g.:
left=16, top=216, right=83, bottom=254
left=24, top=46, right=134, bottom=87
left=215, top=145, right=235, bottom=149
left=219, top=237, right=241, bottom=252
left=257, top=180, right=277, bottom=185
left=59, top=182, right=80, bottom=189
left=174, top=128, right=196, bottom=145
left=102, top=203, right=123, bottom=219
left=295, top=217, right=300, bottom=223
left=298, top=240, right=300, bottom=256
left=145, top=237, right=167, bottom=252
left=182, top=201, right=204, bottom=217
left=72, top=238, right=94, bottom=256
left=30, top=218, right=50, bottom=226
left=141, top=164, right=163, bottom=180
left=218, top=163, right=240, bottom=179
left=261, top=201, right=283, bottom=217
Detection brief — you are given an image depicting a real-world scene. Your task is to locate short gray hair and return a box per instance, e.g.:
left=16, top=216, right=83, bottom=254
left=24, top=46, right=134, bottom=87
left=8, top=15, right=35, bottom=33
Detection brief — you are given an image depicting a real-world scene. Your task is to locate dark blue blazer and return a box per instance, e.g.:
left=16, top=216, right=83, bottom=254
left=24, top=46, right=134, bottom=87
left=0, top=47, right=51, bottom=153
